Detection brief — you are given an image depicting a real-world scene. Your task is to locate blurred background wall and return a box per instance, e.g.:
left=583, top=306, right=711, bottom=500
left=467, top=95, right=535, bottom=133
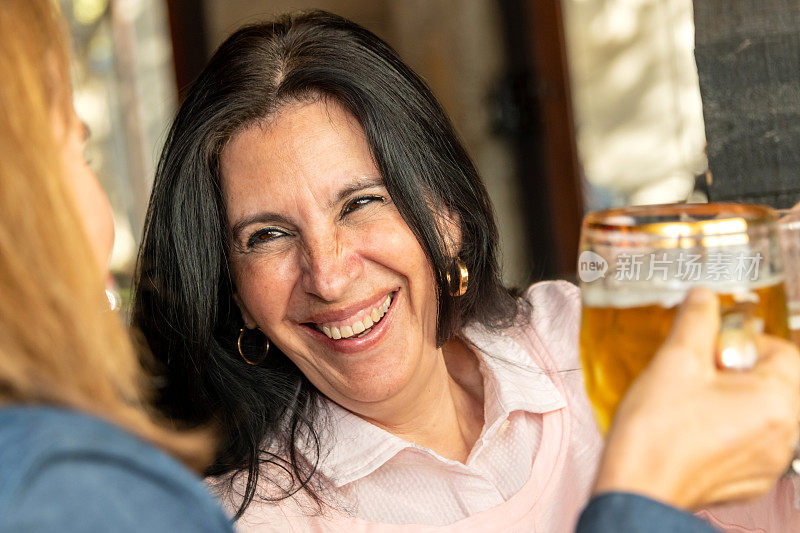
left=563, top=0, right=706, bottom=209
left=60, top=0, right=178, bottom=289
left=60, top=0, right=709, bottom=290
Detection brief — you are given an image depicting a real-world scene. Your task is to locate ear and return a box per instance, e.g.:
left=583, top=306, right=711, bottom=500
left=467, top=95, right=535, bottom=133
left=232, top=293, right=258, bottom=329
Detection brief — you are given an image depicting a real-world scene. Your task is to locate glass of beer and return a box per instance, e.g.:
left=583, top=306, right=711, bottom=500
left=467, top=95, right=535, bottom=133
left=778, top=209, right=800, bottom=346
left=763, top=209, right=800, bottom=477
left=579, top=203, right=789, bottom=433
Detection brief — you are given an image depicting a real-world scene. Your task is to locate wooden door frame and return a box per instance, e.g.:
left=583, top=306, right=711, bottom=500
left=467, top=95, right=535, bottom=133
left=497, top=0, right=583, bottom=279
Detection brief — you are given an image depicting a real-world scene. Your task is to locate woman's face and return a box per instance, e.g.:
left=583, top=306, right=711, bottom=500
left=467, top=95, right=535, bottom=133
left=222, top=100, right=445, bottom=409
left=54, top=106, right=115, bottom=272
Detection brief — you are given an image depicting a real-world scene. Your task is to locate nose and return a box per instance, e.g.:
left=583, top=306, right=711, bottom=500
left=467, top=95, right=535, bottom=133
left=300, top=232, right=361, bottom=301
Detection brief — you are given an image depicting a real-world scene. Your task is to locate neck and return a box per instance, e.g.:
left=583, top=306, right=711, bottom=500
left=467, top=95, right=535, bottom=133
left=360, top=338, right=485, bottom=463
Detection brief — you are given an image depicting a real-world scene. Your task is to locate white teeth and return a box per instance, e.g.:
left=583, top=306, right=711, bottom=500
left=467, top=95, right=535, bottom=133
left=318, top=293, right=394, bottom=339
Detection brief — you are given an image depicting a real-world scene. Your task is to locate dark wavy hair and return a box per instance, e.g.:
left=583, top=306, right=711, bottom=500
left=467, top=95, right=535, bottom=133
left=132, top=10, right=518, bottom=518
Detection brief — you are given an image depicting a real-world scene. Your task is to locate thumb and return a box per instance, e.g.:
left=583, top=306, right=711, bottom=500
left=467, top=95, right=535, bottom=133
left=660, top=288, right=720, bottom=366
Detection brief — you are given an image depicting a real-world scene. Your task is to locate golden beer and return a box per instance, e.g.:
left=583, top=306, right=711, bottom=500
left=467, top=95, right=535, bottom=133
left=579, top=203, right=788, bottom=434
left=581, top=281, right=790, bottom=433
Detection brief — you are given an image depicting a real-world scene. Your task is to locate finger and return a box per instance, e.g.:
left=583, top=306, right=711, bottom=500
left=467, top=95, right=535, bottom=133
left=662, top=288, right=720, bottom=362
left=752, top=335, right=800, bottom=392
left=698, top=477, right=777, bottom=509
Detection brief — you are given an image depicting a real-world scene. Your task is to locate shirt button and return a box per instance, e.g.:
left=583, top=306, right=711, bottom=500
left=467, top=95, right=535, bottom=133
left=498, top=419, right=511, bottom=435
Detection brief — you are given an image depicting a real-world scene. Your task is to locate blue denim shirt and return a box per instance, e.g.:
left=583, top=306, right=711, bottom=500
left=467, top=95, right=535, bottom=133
left=0, top=406, right=234, bottom=532
left=577, top=492, right=716, bottom=533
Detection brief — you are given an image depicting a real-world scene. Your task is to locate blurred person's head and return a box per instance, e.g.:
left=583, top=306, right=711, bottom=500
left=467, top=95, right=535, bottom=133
left=0, top=0, right=209, bottom=470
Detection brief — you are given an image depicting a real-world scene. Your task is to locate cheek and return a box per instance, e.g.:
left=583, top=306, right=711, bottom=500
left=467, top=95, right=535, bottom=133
left=233, top=256, right=297, bottom=327
left=360, top=211, right=430, bottom=271
left=360, top=215, right=438, bottom=319
left=68, top=161, right=115, bottom=271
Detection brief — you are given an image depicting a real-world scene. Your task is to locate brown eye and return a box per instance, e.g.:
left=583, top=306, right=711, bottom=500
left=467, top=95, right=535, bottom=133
left=342, top=195, right=383, bottom=216
left=246, top=228, right=286, bottom=248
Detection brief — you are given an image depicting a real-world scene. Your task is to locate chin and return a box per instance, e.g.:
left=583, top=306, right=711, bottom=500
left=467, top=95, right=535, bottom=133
left=328, top=360, right=416, bottom=406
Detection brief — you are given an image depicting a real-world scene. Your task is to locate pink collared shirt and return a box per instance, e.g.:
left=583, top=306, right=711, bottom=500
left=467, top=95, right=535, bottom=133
left=229, top=281, right=800, bottom=532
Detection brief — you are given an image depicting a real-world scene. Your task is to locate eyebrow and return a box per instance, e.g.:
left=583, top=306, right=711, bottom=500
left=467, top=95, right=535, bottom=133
left=229, top=175, right=385, bottom=240
left=230, top=212, right=295, bottom=241
left=333, top=176, right=384, bottom=204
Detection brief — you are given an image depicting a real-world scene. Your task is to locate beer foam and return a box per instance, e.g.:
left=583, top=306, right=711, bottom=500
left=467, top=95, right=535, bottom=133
left=581, top=276, right=785, bottom=309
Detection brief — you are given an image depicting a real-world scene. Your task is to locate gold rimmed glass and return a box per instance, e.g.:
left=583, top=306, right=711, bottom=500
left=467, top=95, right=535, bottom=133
left=776, top=208, right=800, bottom=478
left=578, top=203, right=789, bottom=433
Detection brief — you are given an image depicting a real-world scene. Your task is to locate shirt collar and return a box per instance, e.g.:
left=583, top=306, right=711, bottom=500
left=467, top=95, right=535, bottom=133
left=296, top=324, right=566, bottom=487
left=463, top=323, right=567, bottom=427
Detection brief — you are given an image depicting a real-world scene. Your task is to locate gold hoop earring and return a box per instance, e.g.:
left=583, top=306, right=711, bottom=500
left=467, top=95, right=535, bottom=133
left=445, top=257, right=469, bottom=296
left=238, top=328, right=270, bottom=365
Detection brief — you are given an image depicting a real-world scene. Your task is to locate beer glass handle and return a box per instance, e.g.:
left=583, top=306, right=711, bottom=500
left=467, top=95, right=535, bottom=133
left=791, top=440, right=800, bottom=476
left=716, top=311, right=761, bottom=370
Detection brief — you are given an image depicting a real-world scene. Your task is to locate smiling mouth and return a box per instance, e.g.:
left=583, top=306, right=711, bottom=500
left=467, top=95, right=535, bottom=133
left=306, top=292, right=395, bottom=340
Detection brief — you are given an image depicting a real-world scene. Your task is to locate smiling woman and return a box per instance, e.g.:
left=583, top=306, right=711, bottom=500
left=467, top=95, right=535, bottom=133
left=132, top=9, right=800, bottom=533
left=132, top=10, right=519, bottom=525
left=223, top=100, right=452, bottom=409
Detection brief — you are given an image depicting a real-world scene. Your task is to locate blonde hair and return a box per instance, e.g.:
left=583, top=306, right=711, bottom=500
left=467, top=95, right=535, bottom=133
left=0, top=0, right=212, bottom=471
